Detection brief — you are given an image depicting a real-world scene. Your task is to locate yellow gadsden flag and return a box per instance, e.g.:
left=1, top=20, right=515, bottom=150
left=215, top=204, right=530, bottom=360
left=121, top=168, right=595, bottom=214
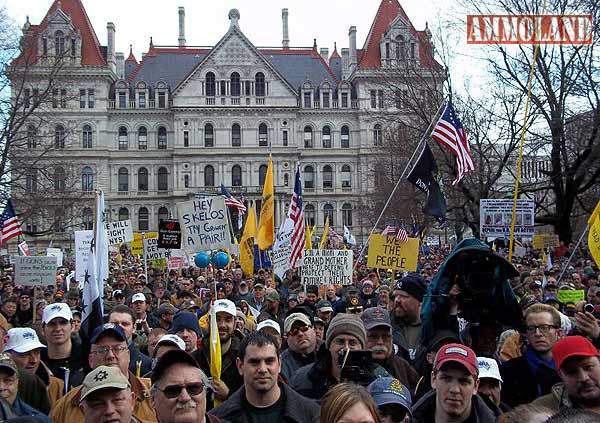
left=305, top=224, right=313, bottom=250
left=589, top=200, right=600, bottom=267
left=240, top=204, right=257, bottom=276
left=257, top=156, right=274, bottom=250
left=319, top=216, right=330, bottom=249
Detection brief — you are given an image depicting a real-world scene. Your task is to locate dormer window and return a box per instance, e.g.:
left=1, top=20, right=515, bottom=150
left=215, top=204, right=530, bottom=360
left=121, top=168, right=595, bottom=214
left=118, top=91, right=126, bottom=108
left=55, top=30, right=65, bottom=56
left=230, top=72, right=241, bottom=97
left=158, top=91, right=166, bottom=108
left=71, top=38, right=76, bottom=57
left=255, top=72, right=265, bottom=97
left=395, top=35, right=405, bottom=60
left=411, top=43, right=415, bottom=59
left=304, top=92, right=311, bottom=108
left=206, top=72, right=216, bottom=97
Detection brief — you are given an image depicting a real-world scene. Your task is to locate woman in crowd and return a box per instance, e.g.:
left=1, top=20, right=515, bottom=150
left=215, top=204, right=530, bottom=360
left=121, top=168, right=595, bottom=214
left=320, top=383, right=381, bottom=423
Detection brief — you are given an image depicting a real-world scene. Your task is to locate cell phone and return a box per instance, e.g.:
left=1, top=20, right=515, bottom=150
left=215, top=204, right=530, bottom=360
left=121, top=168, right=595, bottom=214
left=339, top=350, right=373, bottom=386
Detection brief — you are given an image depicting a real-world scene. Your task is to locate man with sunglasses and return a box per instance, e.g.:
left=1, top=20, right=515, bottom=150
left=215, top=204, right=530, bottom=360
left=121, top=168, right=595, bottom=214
left=280, top=313, right=317, bottom=381
left=51, top=323, right=157, bottom=423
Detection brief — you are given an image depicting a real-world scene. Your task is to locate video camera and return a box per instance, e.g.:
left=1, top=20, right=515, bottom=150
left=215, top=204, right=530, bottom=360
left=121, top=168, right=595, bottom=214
left=338, top=349, right=374, bottom=386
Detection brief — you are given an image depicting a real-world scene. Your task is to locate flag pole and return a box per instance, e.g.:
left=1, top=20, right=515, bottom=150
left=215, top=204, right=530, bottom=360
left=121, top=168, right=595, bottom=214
left=353, top=100, right=446, bottom=270
left=556, top=226, right=589, bottom=284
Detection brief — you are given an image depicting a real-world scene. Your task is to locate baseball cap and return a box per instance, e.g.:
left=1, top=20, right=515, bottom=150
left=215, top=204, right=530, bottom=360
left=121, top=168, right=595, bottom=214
left=256, top=319, right=281, bottom=335
left=3, top=328, right=46, bottom=353
left=434, top=343, right=478, bottom=378
left=265, top=288, right=280, bottom=302
left=179, top=299, right=198, bottom=311
left=477, top=357, right=503, bottom=382
left=552, top=335, right=600, bottom=370
left=0, top=353, right=18, bottom=375
left=131, top=293, right=146, bottom=303
left=42, top=302, right=72, bottom=324
left=361, top=307, right=392, bottom=330
left=157, top=303, right=177, bottom=315
left=155, top=334, right=186, bottom=353
left=151, top=349, right=202, bottom=385
left=213, top=299, right=236, bottom=317
left=284, top=312, right=312, bottom=333
left=254, top=283, right=265, bottom=290
left=316, top=300, right=333, bottom=313
left=113, top=290, right=125, bottom=298
left=90, top=323, right=127, bottom=345
left=80, top=366, right=130, bottom=401
left=368, top=377, right=412, bottom=416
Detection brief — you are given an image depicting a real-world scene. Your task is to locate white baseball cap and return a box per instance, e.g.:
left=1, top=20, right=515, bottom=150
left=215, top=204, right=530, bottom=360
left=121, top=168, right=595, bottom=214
left=257, top=319, right=281, bottom=335
left=155, top=334, right=186, bottom=352
left=131, top=293, right=146, bottom=303
left=477, top=357, right=503, bottom=382
left=42, top=302, right=73, bottom=324
left=213, top=299, right=236, bottom=317
left=3, top=328, right=46, bottom=353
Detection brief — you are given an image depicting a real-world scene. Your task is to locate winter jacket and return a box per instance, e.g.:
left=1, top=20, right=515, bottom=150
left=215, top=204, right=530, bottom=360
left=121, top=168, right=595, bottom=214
left=40, top=334, right=85, bottom=389
left=280, top=348, right=315, bottom=381
left=211, top=382, right=320, bottom=423
left=35, top=362, right=64, bottom=406
left=531, top=383, right=573, bottom=414
left=11, top=397, right=51, bottom=423
left=379, top=354, right=419, bottom=393
left=16, top=368, right=51, bottom=415
left=411, top=390, right=496, bottom=423
left=500, top=354, right=560, bottom=407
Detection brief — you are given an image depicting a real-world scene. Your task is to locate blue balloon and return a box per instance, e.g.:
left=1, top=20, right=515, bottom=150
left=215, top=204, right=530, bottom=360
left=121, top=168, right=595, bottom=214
left=212, top=251, right=229, bottom=269
left=194, top=252, right=210, bottom=268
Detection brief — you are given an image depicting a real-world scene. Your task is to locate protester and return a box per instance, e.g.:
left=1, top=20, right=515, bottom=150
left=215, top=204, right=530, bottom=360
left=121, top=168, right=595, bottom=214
left=108, top=305, right=153, bottom=376
left=320, top=382, right=381, bottom=423
left=368, top=377, right=412, bottom=423
left=280, top=313, right=317, bottom=381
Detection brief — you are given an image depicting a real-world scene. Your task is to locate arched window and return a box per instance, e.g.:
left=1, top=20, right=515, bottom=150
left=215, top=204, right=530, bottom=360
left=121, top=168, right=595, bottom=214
left=118, top=126, right=128, bottom=150
left=82, top=166, right=93, bottom=191
left=373, top=124, right=383, bottom=146
left=158, top=207, right=169, bottom=225
left=157, top=167, right=168, bottom=191
left=26, top=169, right=37, bottom=193
left=138, top=167, right=148, bottom=192
left=323, top=204, right=335, bottom=225
left=322, top=125, right=331, bottom=148
left=54, top=167, right=65, bottom=192
left=283, top=173, right=289, bottom=187
left=232, top=124, right=241, bottom=147
left=232, top=165, right=242, bottom=187
left=27, top=125, right=36, bottom=149
left=82, top=124, right=92, bottom=148
left=259, top=164, right=268, bottom=186
left=138, top=126, right=147, bottom=150
left=255, top=72, right=265, bottom=97
left=54, top=124, right=65, bottom=149
left=341, top=125, right=350, bottom=148
left=258, top=123, right=268, bottom=147
left=341, top=165, right=352, bottom=188
left=118, top=207, right=129, bottom=221
left=323, top=165, right=333, bottom=189
left=54, top=30, right=65, bottom=55
left=204, top=165, right=215, bottom=187
left=82, top=208, right=93, bottom=230
left=304, top=166, right=314, bottom=189
left=342, top=203, right=353, bottom=227
left=204, top=123, right=214, bottom=147
left=304, top=126, right=313, bottom=148
left=230, top=72, right=241, bottom=97
left=305, top=204, right=316, bottom=227
left=206, top=72, right=216, bottom=97
left=158, top=126, right=167, bottom=149
left=118, top=167, right=129, bottom=192
left=138, top=207, right=149, bottom=231
left=396, top=35, right=405, bottom=60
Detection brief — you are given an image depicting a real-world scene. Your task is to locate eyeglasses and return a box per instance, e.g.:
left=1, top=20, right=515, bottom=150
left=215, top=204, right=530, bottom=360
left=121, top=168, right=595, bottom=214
left=288, top=325, right=310, bottom=337
left=525, top=324, right=559, bottom=335
left=91, top=345, right=129, bottom=356
left=156, top=382, right=205, bottom=399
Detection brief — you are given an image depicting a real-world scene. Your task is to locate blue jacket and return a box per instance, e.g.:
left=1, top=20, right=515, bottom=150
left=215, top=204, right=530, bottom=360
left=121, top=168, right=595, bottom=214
left=11, top=397, right=51, bottom=423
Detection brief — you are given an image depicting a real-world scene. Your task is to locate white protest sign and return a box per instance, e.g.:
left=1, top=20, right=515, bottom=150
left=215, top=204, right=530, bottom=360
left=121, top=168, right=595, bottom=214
left=144, top=236, right=170, bottom=260
left=273, top=218, right=293, bottom=249
left=301, top=249, right=353, bottom=285
left=14, top=256, right=58, bottom=286
left=75, top=230, right=94, bottom=288
left=167, top=249, right=189, bottom=270
left=105, top=219, right=134, bottom=246
left=177, top=197, right=231, bottom=252
left=480, top=199, right=535, bottom=238
left=46, top=248, right=63, bottom=267
left=271, top=246, right=291, bottom=280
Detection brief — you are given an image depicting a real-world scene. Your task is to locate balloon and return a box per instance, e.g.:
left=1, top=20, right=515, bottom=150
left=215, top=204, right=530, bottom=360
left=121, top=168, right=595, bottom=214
left=194, top=252, right=210, bottom=268
left=212, top=251, right=229, bottom=269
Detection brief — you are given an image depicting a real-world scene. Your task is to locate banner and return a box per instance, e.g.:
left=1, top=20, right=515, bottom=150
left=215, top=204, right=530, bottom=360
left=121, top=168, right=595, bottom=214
left=75, top=230, right=94, bottom=286
left=144, top=235, right=170, bottom=261
left=271, top=246, right=291, bottom=280
left=480, top=199, right=535, bottom=238
left=14, top=256, right=58, bottom=286
left=158, top=219, right=182, bottom=249
left=367, top=235, right=419, bottom=271
left=301, top=249, right=353, bottom=285
left=46, top=248, right=63, bottom=267
left=105, top=219, right=134, bottom=246
left=177, top=197, right=231, bottom=252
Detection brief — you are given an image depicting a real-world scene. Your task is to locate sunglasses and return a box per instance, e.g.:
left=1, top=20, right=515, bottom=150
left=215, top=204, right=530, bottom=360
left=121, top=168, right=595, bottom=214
left=288, top=325, right=310, bottom=336
left=156, top=382, right=205, bottom=399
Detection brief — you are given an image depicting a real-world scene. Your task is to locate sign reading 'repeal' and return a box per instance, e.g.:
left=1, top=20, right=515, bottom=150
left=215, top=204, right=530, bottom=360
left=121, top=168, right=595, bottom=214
left=177, top=197, right=232, bottom=252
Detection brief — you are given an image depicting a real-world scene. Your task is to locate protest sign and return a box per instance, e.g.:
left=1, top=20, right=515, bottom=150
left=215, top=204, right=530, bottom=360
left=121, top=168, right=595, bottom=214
left=46, top=248, right=63, bottom=267
left=177, top=197, right=231, bottom=252
left=367, top=235, right=419, bottom=271
left=158, top=219, right=182, bottom=249
left=271, top=246, right=291, bottom=280
left=556, top=289, right=585, bottom=304
left=167, top=249, right=188, bottom=270
left=301, top=249, right=353, bottom=285
left=273, top=218, right=293, bottom=249
left=14, top=256, right=57, bottom=286
left=105, top=220, right=134, bottom=246
left=131, top=232, right=157, bottom=255
left=18, top=242, right=30, bottom=256
left=480, top=199, right=535, bottom=238
left=75, top=230, right=94, bottom=286
left=144, top=235, right=170, bottom=261
left=532, top=233, right=560, bottom=249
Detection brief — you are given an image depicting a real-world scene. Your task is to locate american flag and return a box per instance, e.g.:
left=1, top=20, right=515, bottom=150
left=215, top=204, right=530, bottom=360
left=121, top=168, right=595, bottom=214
left=396, top=227, right=409, bottom=242
left=382, top=225, right=398, bottom=235
left=431, top=102, right=474, bottom=185
left=0, top=200, right=23, bottom=246
left=382, top=225, right=409, bottom=242
left=289, top=165, right=305, bottom=269
left=220, top=184, right=247, bottom=213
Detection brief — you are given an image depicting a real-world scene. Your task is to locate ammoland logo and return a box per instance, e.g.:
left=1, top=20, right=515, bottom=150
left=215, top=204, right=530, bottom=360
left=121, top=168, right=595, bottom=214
left=467, top=14, right=593, bottom=44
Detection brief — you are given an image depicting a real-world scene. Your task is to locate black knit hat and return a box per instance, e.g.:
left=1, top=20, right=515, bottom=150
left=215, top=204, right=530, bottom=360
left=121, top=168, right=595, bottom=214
left=394, top=274, right=427, bottom=302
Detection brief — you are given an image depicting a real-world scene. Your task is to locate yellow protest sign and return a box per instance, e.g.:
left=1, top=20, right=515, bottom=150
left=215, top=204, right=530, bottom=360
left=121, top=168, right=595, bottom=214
left=532, top=234, right=559, bottom=249
left=131, top=232, right=158, bottom=256
left=556, top=289, right=585, bottom=305
left=589, top=214, right=600, bottom=267
left=367, top=235, right=419, bottom=271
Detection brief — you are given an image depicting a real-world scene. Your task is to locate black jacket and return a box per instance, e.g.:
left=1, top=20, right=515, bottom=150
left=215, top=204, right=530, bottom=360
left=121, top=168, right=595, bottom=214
left=500, top=354, right=560, bottom=407
left=211, top=382, right=320, bottom=423
left=411, top=390, right=496, bottom=423
left=128, top=342, right=152, bottom=376
left=280, top=348, right=315, bottom=382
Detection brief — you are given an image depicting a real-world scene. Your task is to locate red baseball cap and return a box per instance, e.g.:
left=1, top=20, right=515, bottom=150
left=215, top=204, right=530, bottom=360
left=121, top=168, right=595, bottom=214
left=434, top=343, right=478, bottom=377
left=552, top=336, right=600, bottom=370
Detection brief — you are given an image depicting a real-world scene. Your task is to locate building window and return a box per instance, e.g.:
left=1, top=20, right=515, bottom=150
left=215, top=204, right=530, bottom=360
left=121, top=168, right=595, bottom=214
left=341, top=92, right=348, bottom=108
left=71, top=37, right=76, bottom=56
left=32, top=89, right=39, bottom=106
left=220, top=81, right=226, bottom=96
left=138, top=92, right=146, bottom=108
left=282, top=130, right=288, bottom=146
left=375, top=169, right=386, bottom=186
left=82, top=166, right=93, bottom=191
left=259, top=164, right=268, bottom=186
left=396, top=35, right=405, bottom=59
left=411, top=43, right=415, bottom=59
left=54, top=167, right=66, bottom=192
left=118, top=91, right=126, bottom=108
left=385, top=42, right=390, bottom=59
left=232, top=124, right=241, bottom=147
left=206, top=72, right=216, bottom=96
left=304, top=126, right=313, bottom=148
left=342, top=203, right=353, bottom=227
left=158, top=126, right=167, bottom=149
left=284, top=173, right=289, bottom=187
left=370, top=90, right=377, bottom=108
left=118, top=167, right=129, bottom=192
left=378, top=90, right=384, bottom=108
left=27, top=126, right=36, bottom=149
left=323, top=165, right=333, bottom=189
left=305, top=204, right=315, bottom=227
left=204, top=165, right=215, bottom=187
left=341, top=126, right=350, bottom=148
left=158, top=91, right=166, bottom=108
left=183, top=131, right=189, bottom=147
left=232, top=165, right=242, bottom=187
left=323, top=204, right=334, bottom=225
left=138, top=207, right=149, bottom=231
left=184, top=174, right=189, bottom=188
left=303, top=92, right=311, bottom=108
left=118, top=207, right=129, bottom=221
left=322, top=91, right=330, bottom=108
left=158, top=207, right=169, bottom=225
left=118, top=126, right=128, bottom=150
left=82, top=124, right=92, bottom=148
left=55, top=30, right=65, bottom=55
left=258, top=123, right=268, bottom=147
left=255, top=72, right=265, bottom=96
left=87, top=89, right=94, bottom=108
left=54, top=209, right=64, bottom=233
left=138, top=127, right=147, bottom=150
left=157, top=167, right=168, bottom=191
left=204, top=123, right=214, bottom=147
left=245, top=81, right=251, bottom=96
left=322, top=126, right=331, bottom=148
left=304, top=166, right=314, bottom=189
left=60, top=89, right=67, bottom=108
left=341, top=165, right=352, bottom=188
left=80, top=89, right=86, bottom=108
left=138, top=167, right=148, bottom=192
left=26, top=170, right=37, bottom=193
left=373, top=124, right=383, bottom=146
left=82, top=208, right=93, bottom=230
left=230, top=72, right=241, bottom=97
left=54, top=124, right=65, bottom=149
left=52, top=88, right=58, bottom=108
left=42, top=38, right=48, bottom=56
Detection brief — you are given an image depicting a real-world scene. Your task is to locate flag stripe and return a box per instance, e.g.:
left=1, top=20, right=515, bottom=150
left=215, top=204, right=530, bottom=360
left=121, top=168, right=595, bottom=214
left=0, top=200, right=24, bottom=246
left=289, top=164, right=305, bottom=269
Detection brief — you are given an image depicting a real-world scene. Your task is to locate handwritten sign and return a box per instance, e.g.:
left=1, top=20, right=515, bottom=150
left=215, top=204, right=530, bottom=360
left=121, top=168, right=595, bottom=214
left=177, top=197, right=231, bottom=252
left=271, top=246, right=291, bottom=280
left=301, top=250, right=353, bottom=286
left=144, top=235, right=170, bottom=261
left=158, top=219, right=182, bottom=249
left=14, top=256, right=58, bottom=286
left=46, top=248, right=63, bottom=267
left=556, top=289, right=585, bottom=304
left=131, top=232, right=157, bottom=255
left=367, top=235, right=419, bottom=271
left=532, top=234, right=560, bottom=249
left=75, top=230, right=94, bottom=287
left=105, top=220, right=134, bottom=246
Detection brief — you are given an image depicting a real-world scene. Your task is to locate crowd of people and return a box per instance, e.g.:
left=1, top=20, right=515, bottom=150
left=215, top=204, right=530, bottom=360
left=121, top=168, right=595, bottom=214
left=0, top=239, right=597, bottom=423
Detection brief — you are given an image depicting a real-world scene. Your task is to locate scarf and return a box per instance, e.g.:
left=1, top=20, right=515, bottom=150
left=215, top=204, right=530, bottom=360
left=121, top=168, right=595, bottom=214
left=525, top=345, right=556, bottom=396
